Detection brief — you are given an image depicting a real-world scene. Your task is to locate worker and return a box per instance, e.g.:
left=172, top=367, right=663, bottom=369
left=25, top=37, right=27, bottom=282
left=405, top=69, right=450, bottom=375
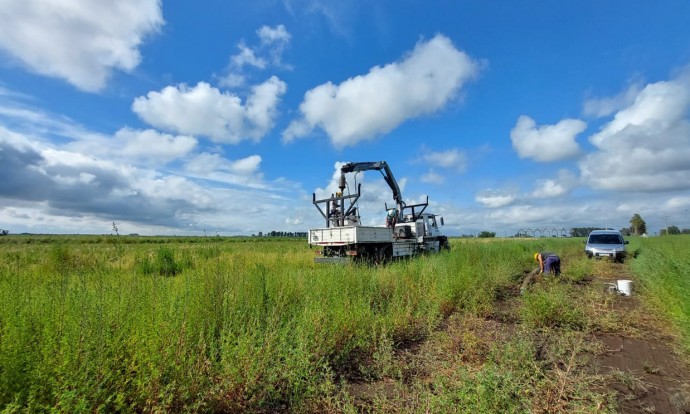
left=534, top=251, right=561, bottom=276
left=385, top=208, right=397, bottom=228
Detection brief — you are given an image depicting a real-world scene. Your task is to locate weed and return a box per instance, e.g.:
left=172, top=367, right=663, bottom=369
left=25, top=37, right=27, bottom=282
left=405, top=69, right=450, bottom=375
left=520, top=283, right=586, bottom=329
left=0, top=235, right=686, bottom=412
left=136, top=246, right=183, bottom=276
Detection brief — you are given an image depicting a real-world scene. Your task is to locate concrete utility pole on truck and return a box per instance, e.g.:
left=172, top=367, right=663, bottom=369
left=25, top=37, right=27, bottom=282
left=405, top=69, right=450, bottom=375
left=308, top=161, right=450, bottom=263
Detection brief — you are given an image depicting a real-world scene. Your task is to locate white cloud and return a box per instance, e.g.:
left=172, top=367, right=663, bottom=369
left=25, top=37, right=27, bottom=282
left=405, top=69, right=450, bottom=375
left=257, top=24, right=291, bottom=67
left=531, top=180, right=567, bottom=199
left=220, top=25, right=292, bottom=87
left=420, top=171, right=445, bottom=185
left=0, top=123, right=307, bottom=235
left=510, top=115, right=585, bottom=162
left=231, top=43, right=267, bottom=70
left=183, top=153, right=266, bottom=189
left=664, top=196, right=690, bottom=210
left=580, top=71, right=690, bottom=192
left=132, top=77, right=287, bottom=143
left=0, top=0, right=163, bottom=92
left=583, top=83, right=642, bottom=118
left=283, top=34, right=479, bottom=147
left=185, top=153, right=261, bottom=176
left=420, top=148, right=468, bottom=171
left=67, top=127, right=197, bottom=165
left=475, top=190, right=517, bottom=208
left=258, top=24, right=291, bottom=46
left=530, top=170, right=578, bottom=199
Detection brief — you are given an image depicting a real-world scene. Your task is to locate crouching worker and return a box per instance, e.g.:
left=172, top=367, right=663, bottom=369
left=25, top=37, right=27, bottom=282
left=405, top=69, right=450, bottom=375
left=535, top=251, right=561, bottom=276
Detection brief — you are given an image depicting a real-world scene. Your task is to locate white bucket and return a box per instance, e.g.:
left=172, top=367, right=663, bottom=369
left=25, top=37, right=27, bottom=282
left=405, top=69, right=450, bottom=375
left=617, top=280, right=633, bottom=296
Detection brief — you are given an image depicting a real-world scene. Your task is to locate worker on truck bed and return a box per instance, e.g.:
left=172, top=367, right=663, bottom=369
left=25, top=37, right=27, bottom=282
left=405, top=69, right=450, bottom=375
left=385, top=209, right=397, bottom=228
left=535, top=251, right=561, bottom=276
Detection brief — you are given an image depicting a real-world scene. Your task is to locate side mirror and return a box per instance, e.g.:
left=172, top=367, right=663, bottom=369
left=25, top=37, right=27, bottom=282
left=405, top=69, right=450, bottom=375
left=625, top=241, right=629, bottom=244
left=440, top=217, right=445, bottom=226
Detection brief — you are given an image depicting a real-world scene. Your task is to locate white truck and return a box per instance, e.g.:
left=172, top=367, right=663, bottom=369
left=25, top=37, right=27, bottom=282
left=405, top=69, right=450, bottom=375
left=308, top=161, right=450, bottom=263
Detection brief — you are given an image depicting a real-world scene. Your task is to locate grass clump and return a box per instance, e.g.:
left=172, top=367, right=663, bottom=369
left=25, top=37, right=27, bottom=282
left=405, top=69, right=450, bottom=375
left=136, top=246, right=184, bottom=276
left=520, top=282, right=586, bottom=330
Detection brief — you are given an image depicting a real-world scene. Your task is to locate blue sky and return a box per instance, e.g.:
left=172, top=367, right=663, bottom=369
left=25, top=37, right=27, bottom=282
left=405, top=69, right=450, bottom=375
left=1, top=1, right=690, bottom=236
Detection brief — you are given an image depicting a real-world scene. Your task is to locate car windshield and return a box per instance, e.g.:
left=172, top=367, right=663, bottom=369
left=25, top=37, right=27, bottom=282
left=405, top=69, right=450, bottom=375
left=588, top=234, right=623, bottom=244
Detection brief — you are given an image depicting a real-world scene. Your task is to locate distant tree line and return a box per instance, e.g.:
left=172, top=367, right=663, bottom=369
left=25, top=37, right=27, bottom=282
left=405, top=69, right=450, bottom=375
left=660, top=226, right=690, bottom=236
left=569, top=227, right=609, bottom=238
left=0, top=229, right=8, bottom=236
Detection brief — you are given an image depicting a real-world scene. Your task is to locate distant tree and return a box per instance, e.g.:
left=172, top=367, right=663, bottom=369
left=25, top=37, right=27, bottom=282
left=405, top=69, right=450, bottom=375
left=570, top=227, right=602, bottom=238
left=629, top=214, right=647, bottom=235
left=664, top=225, right=681, bottom=235
left=619, top=228, right=632, bottom=236
left=478, top=231, right=496, bottom=238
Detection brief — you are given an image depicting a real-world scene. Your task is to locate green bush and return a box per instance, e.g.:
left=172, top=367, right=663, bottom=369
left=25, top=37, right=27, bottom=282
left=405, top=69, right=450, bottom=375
left=136, top=246, right=183, bottom=276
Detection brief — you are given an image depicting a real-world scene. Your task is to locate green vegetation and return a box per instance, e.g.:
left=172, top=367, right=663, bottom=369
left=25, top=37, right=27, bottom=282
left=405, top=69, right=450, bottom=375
left=0, top=234, right=687, bottom=412
left=629, top=235, right=690, bottom=351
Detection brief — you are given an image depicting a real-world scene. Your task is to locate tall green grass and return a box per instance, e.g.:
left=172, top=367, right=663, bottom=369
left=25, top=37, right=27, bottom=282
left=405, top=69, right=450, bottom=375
left=629, top=235, right=690, bottom=351
left=3, top=235, right=679, bottom=411
left=0, top=236, right=543, bottom=412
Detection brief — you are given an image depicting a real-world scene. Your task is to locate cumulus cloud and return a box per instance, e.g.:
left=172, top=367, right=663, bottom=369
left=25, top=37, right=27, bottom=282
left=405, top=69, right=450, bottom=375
left=0, top=124, right=303, bottom=235
left=67, top=127, right=197, bottom=165
left=0, top=0, right=163, bottom=92
left=530, top=170, right=578, bottom=199
left=283, top=34, right=479, bottom=147
left=132, top=77, right=287, bottom=143
left=0, top=90, right=311, bottom=235
left=0, top=128, right=208, bottom=227
left=580, top=71, right=690, bottom=192
left=531, top=179, right=568, bottom=199
left=510, top=116, right=585, bottom=162
left=231, top=43, right=267, bottom=70
left=475, top=190, right=517, bottom=208
left=583, top=83, right=642, bottom=118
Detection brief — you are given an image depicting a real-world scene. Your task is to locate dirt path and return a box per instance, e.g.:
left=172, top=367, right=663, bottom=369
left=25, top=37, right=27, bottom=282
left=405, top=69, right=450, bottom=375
left=341, top=263, right=690, bottom=413
left=590, top=270, right=690, bottom=414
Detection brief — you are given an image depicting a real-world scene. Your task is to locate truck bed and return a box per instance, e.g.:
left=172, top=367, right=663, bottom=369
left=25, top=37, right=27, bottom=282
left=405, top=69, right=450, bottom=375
left=309, top=226, right=393, bottom=246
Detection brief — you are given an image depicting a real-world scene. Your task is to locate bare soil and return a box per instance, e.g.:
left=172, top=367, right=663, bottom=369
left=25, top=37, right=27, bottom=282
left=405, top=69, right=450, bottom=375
left=342, top=263, right=690, bottom=413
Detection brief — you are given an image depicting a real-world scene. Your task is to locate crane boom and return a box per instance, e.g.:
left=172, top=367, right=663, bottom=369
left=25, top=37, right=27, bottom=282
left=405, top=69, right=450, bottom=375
left=339, top=161, right=405, bottom=214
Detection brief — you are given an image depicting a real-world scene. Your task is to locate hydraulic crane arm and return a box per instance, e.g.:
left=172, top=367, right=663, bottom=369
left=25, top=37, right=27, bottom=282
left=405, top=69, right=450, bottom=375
left=340, top=161, right=405, bottom=214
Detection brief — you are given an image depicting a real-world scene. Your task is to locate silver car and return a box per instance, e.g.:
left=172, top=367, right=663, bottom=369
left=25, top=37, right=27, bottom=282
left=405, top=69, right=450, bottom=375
left=585, top=229, right=628, bottom=262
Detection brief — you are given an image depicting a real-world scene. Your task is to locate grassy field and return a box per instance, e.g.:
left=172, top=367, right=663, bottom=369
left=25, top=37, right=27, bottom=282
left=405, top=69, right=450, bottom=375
left=628, top=235, right=690, bottom=351
left=0, top=234, right=688, bottom=412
